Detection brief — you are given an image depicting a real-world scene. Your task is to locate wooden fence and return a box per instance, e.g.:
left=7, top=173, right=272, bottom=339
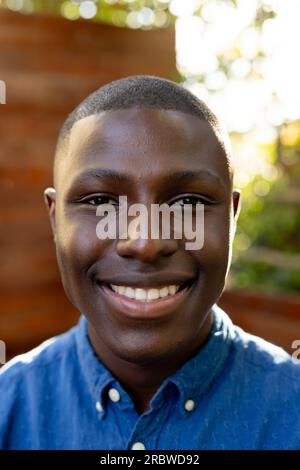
left=0, top=9, right=176, bottom=358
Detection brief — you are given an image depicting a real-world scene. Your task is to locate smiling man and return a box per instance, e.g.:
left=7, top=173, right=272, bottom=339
left=0, top=76, right=300, bottom=450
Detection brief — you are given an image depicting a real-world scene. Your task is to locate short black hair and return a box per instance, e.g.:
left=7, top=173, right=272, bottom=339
left=55, top=75, right=232, bottom=178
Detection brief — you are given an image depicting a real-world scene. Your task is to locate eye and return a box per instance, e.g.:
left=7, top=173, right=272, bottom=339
left=80, top=195, right=118, bottom=206
left=170, top=195, right=214, bottom=207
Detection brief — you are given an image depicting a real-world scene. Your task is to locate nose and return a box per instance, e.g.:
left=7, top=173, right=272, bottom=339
left=116, top=211, right=179, bottom=262
left=116, top=236, right=178, bottom=263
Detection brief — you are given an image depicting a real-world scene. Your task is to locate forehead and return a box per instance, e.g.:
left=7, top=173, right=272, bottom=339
left=56, top=108, right=231, bottom=190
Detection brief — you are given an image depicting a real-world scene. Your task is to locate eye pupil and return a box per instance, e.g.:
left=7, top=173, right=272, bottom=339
left=184, top=197, right=200, bottom=205
left=89, top=196, right=116, bottom=206
left=171, top=196, right=209, bottom=207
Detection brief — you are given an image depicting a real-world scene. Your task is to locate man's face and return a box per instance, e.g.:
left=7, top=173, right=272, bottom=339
left=46, top=108, right=240, bottom=365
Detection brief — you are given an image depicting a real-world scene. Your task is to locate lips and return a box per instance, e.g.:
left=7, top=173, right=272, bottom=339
left=97, top=278, right=195, bottom=321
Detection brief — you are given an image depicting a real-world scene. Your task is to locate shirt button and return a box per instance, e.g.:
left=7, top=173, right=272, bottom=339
left=131, top=442, right=146, bottom=450
left=95, top=401, right=103, bottom=412
left=184, top=399, right=195, bottom=411
left=108, top=388, right=121, bottom=402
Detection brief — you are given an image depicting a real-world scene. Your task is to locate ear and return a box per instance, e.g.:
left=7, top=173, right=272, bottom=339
left=44, top=187, right=57, bottom=242
left=232, top=189, right=241, bottom=221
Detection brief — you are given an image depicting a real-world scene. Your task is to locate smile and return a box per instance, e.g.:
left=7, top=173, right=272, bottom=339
left=98, top=279, right=194, bottom=321
left=109, top=284, right=180, bottom=301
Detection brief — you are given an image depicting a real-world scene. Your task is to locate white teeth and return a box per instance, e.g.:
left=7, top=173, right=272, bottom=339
left=147, top=288, right=160, bottom=300
left=135, top=288, right=147, bottom=300
left=159, top=287, right=169, bottom=298
left=109, top=284, right=182, bottom=301
left=169, top=285, right=177, bottom=295
left=125, top=287, right=135, bottom=298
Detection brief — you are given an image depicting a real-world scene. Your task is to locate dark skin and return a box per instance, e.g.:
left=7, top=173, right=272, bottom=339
left=45, top=108, right=240, bottom=415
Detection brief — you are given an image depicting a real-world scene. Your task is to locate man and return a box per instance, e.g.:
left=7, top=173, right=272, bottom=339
left=0, top=76, right=299, bottom=450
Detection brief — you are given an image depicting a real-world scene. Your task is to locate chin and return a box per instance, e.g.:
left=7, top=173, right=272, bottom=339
left=110, top=335, right=188, bottom=366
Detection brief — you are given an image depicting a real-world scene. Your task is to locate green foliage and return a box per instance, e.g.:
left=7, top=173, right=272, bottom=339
left=231, top=121, right=300, bottom=294
left=0, top=0, right=174, bottom=29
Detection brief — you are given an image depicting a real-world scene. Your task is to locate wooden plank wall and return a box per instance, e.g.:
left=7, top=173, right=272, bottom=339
left=0, top=9, right=176, bottom=358
left=0, top=9, right=299, bottom=361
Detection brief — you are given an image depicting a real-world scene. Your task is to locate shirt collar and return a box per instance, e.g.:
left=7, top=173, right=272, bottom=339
left=166, top=304, right=235, bottom=416
left=75, top=304, right=235, bottom=417
left=75, top=316, right=115, bottom=416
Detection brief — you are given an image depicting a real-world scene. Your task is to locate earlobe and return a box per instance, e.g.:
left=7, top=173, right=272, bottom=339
left=44, top=187, right=57, bottom=242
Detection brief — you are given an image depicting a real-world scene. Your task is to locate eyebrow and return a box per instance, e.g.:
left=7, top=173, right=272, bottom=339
left=73, top=168, right=226, bottom=190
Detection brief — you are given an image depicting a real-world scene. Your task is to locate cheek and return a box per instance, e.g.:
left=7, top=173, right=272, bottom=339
left=55, top=215, right=109, bottom=304
left=194, top=209, right=232, bottom=270
left=58, top=218, right=96, bottom=264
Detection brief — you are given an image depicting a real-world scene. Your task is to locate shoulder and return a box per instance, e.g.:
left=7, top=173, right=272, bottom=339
left=0, top=323, right=78, bottom=403
left=231, top=322, right=300, bottom=381
left=227, top=323, right=300, bottom=448
left=212, top=305, right=300, bottom=383
left=0, top=323, right=80, bottom=449
left=232, top=325, right=300, bottom=407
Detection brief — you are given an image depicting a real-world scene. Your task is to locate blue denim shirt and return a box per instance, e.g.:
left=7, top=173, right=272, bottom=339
left=0, top=305, right=300, bottom=450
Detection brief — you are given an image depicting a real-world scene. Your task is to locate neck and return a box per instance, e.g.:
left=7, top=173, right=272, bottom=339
left=88, top=313, right=212, bottom=415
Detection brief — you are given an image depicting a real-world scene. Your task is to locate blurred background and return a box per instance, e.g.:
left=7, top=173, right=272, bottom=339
left=0, top=0, right=299, bottom=360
